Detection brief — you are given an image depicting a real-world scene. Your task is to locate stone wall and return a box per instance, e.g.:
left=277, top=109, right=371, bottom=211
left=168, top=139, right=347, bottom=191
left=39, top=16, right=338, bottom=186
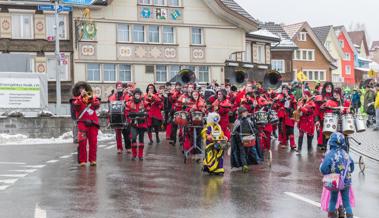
left=0, top=116, right=110, bottom=138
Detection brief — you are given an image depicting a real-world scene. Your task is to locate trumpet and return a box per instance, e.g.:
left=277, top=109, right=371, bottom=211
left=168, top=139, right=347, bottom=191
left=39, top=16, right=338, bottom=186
left=82, top=91, right=93, bottom=105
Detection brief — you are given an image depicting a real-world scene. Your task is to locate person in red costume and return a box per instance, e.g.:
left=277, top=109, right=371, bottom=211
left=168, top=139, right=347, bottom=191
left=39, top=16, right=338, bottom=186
left=121, top=83, right=133, bottom=153
left=125, top=88, right=148, bottom=160
left=239, top=83, right=258, bottom=113
left=212, top=89, right=232, bottom=140
left=296, top=89, right=316, bottom=154
left=183, top=89, right=207, bottom=154
left=278, top=85, right=297, bottom=150
left=72, top=81, right=101, bottom=166
left=315, top=82, right=334, bottom=150
left=145, top=84, right=164, bottom=145
left=169, top=82, right=182, bottom=146
left=256, top=88, right=273, bottom=151
left=108, top=81, right=127, bottom=154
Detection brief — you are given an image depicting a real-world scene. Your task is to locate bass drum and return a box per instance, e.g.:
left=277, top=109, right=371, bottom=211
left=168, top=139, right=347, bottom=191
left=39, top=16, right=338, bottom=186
left=342, top=114, right=355, bottom=135
left=355, top=114, right=366, bottom=133
left=268, top=110, right=279, bottom=124
left=323, top=113, right=338, bottom=136
left=174, top=111, right=189, bottom=127
left=242, top=134, right=256, bottom=147
left=255, top=111, right=268, bottom=126
left=191, top=111, right=204, bottom=126
left=109, top=101, right=126, bottom=129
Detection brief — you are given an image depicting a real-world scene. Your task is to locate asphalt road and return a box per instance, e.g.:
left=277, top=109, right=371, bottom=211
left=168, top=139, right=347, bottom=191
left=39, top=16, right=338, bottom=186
left=0, top=131, right=378, bottom=218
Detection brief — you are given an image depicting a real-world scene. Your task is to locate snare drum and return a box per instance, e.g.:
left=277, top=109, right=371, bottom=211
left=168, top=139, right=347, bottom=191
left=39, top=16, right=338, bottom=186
left=268, top=110, right=279, bottom=124
left=242, top=134, right=256, bottom=147
left=355, top=114, right=366, bottom=133
left=255, top=111, right=268, bottom=125
left=174, top=111, right=188, bottom=126
left=323, top=113, right=338, bottom=136
left=342, top=114, right=355, bottom=135
left=191, top=111, right=203, bottom=126
left=109, top=101, right=126, bottom=129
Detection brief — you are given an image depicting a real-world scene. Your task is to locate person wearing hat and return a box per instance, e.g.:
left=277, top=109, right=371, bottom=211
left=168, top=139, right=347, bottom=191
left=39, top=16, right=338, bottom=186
left=278, top=85, right=297, bottom=150
left=125, top=88, right=148, bottom=160
left=212, top=89, right=232, bottom=140
left=108, top=81, right=127, bottom=154
left=145, top=84, right=164, bottom=145
left=169, top=82, right=184, bottom=146
left=230, top=106, right=262, bottom=173
left=72, top=81, right=101, bottom=166
left=296, top=89, right=316, bottom=154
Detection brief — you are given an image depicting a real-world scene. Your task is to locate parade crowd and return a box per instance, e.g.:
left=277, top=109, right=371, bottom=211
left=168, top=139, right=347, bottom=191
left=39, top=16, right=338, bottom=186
left=70, top=77, right=379, bottom=218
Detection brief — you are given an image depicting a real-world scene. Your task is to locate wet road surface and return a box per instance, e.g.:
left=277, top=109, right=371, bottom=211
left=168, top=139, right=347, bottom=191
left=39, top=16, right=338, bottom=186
left=0, top=133, right=378, bottom=218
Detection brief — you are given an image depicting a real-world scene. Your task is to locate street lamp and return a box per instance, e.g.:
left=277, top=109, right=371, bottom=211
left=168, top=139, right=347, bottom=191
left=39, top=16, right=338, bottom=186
left=51, top=0, right=62, bottom=115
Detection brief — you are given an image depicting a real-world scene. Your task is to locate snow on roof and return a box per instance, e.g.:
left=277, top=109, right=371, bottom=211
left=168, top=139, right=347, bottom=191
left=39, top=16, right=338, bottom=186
left=273, top=38, right=298, bottom=48
left=249, top=29, right=280, bottom=39
left=358, top=56, right=372, bottom=62
left=355, top=67, right=370, bottom=72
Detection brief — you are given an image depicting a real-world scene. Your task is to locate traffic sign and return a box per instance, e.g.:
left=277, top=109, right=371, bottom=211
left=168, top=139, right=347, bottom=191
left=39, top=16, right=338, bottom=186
left=37, top=5, right=55, bottom=11
left=61, top=0, right=96, bottom=6
left=57, top=5, right=73, bottom=12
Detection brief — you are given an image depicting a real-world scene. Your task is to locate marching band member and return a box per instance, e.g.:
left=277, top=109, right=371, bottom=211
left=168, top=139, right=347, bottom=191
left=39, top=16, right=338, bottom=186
left=145, top=84, right=164, bottom=145
left=72, top=81, right=101, bottom=166
left=256, top=88, right=273, bottom=152
left=122, top=83, right=133, bottom=153
left=212, top=89, right=232, bottom=140
left=126, top=88, right=148, bottom=160
left=108, top=81, right=126, bottom=154
left=201, top=112, right=227, bottom=175
left=163, top=82, right=173, bottom=140
left=278, top=85, right=297, bottom=150
left=169, top=82, right=182, bottom=146
left=315, top=82, right=334, bottom=150
left=296, top=89, right=316, bottom=154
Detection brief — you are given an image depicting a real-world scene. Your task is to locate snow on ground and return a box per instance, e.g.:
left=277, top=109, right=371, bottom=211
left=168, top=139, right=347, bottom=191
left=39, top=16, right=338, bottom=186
left=0, top=131, right=115, bottom=145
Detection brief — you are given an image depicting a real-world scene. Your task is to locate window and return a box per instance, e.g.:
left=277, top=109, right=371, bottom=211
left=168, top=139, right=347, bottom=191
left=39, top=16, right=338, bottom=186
left=133, top=25, right=145, bottom=43
left=168, top=65, right=180, bottom=80
left=87, top=64, right=101, bottom=81
left=104, top=64, right=116, bottom=81
left=198, top=66, right=209, bottom=83
left=293, top=49, right=315, bottom=61
left=325, top=41, right=331, bottom=51
left=148, top=25, right=160, bottom=43
left=47, top=57, right=69, bottom=81
left=12, top=14, right=33, bottom=39
left=168, top=0, right=179, bottom=6
left=117, top=24, right=129, bottom=42
left=298, top=32, right=307, bottom=41
left=119, top=64, right=132, bottom=82
left=346, top=65, right=351, bottom=75
left=303, top=70, right=326, bottom=81
left=46, top=15, right=67, bottom=40
left=163, top=26, right=174, bottom=44
left=138, top=0, right=151, bottom=4
left=339, top=40, right=344, bottom=48
left=191, top=27, right=202, bottom=45
left=344, top=53, right=350, bottom=61
left=257, top=44, right=265, bottom=64
left=154, top=0, right=165, bottom=5
left=156, top=65, right=167, bottom=82
left=271, top=60, right=285, bottom=73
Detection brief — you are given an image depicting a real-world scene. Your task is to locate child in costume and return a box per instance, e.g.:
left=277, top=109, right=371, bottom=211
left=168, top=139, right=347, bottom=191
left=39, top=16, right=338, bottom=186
left=201, top=112, right=227, bottom=175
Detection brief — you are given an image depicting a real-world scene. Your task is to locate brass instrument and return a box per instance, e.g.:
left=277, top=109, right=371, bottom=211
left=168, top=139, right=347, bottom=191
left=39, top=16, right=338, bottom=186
left=263, top=70, right=282, bottom=90
left=169, top=69, right=196, bottom=85
left=82, top=90, right=93, bottom=105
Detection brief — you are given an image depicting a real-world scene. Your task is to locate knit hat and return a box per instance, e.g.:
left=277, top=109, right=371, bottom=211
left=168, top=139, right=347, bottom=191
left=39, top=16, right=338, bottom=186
left=238, top=106, right=248, bottom=115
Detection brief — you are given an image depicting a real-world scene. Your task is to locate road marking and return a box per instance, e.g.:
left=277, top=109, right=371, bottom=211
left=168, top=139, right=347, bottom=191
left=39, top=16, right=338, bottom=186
left=0, top=179, right=18, bottom=184
left=284, top=192, right=360, bottom=218
left=99, top=144, right=107, bottom=148
left=0, top=174, right=28, bottom=178
left=0, top=185, right=10, bottom=190
left=60, top=155, right=71, bottom=159
left=34, top=203, right=46, bottom=218
left=0, top=162, right=26, bottom=165
left=105, top=145, right=116, bottom=150
left=9, top=169, right=37, bottom=173
left=24, top=165, right=46, bottom=169
left=46, top=160, right=59, bottom=163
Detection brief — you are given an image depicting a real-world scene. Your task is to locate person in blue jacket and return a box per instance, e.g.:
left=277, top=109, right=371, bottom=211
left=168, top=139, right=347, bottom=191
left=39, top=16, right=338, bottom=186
left=320, top=132, right=354, bottom=218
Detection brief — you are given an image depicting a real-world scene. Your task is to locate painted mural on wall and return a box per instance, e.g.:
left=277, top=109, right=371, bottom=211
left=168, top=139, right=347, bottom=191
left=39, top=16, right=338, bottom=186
left=138, top=6, right=183, bottom=22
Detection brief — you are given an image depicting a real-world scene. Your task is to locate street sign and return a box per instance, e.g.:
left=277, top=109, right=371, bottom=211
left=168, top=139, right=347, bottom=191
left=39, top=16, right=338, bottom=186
left=57, top=5, right=73, bottom=12
left=37, top=5, right=55, bottom=11
left=61, top=0, right=96, bottom=6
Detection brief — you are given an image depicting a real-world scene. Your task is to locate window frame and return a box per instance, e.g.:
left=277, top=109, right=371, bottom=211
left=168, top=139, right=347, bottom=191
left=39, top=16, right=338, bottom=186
left=298, top=32, right=307, bottom=41
left=117, top=24, right=130, bottom=43
left=256, top=44, right=266, bottom=64
left=86, top=63, right=101, bottom=82
left=162, top=26, right=175, bottom=44
left=155, top=65, right=168, bottom=83
left=191, top=27, right=203, bottom=45
left=11, top=13, right=34, bottom=39
left=198, top=66, right=210, bottom=83
left=138, top=0, right=152, bottom=5
left=167, top=0, right=180, bottom=6
left=118, top=64, right=132, bottom=82
left=303, top=69, right=326, bottom=81
left=103, top=64, right=117, bottom=82
left=345, top=65, right=351, bottom=75
left=46, top=54, right=70, bottom=81
left=132, top=24, right=145, bottom=43
left=344, top=53, right=351, bottom=61
left=293, top=49, right=315, bottom=61
left=148, top=25, right=160, bottom=43
left=153, top=0, right=165, bottom=6
left=339, top=40, right=344, bottom=48
left=45, top=14, right=68, bottom=40
left=271, top=59, right=285, bottom=73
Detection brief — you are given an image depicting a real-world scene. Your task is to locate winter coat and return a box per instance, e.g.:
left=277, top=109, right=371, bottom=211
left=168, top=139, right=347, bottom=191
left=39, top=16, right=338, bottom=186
left=364, top=89, right=376, bottom=113
left=73, top=95, right=101, bottom=128
left=297, top=99, right=316, bottom=135
left=320, top=132, right=354, bottom=187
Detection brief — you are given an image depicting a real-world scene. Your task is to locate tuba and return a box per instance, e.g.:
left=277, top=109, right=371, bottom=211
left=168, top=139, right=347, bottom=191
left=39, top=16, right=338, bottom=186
left=228, top=68, right=247, bottom=86
left=263, top=70, right=282, bottom=90
left=169, top=69, right=196, bottom=85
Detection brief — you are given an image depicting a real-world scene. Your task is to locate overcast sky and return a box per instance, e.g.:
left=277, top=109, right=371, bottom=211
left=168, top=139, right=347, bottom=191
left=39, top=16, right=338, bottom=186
left=234, top=0, right=378, bottom=45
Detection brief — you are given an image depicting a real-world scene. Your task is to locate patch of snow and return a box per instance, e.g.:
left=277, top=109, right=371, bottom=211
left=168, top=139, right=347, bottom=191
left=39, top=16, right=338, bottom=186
left=0, top=131, right=114, bottom=145
left=2, top=111, right=24, bottom=117
left=249, top=29, right=280, bottom=39
left=38, top=110, right=55, bottom=118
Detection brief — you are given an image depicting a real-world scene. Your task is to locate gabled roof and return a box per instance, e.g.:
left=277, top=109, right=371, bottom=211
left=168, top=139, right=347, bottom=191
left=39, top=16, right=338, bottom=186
left=371, top=41, right=379, bottom=51
left=347, top=31, right=369, bottom=56
left=283, top=22, right=336, bottom=66
left=312, top=25, right=333, bottom=44
left=260, top=22, right=297, bottom=50
left=203, top=0, right=258, bottom=32
left=333, top=25, right=357, bottom=54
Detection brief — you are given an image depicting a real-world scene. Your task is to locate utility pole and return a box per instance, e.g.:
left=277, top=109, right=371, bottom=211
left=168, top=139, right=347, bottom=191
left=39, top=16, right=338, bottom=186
left=54, top=0, right=62, bottom=115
